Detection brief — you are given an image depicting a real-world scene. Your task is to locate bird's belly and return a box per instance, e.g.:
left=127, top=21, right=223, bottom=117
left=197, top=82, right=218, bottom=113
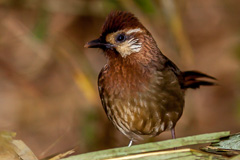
left=105, top=93, right=183, bottom=140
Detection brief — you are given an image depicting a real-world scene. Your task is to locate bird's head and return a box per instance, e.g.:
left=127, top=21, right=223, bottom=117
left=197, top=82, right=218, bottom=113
left=85, top=11, right=156, bottom=60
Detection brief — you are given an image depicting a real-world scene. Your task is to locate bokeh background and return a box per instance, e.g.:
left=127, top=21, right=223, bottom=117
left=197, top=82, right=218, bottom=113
left=0, top=0, right=239, bottom=158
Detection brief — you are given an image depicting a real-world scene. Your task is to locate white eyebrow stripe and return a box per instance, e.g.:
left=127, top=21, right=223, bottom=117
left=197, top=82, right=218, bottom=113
left=126, top=28, right=143, bottom=34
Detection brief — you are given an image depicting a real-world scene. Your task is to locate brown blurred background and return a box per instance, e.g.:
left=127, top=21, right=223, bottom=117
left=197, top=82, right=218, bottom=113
left=0, top=0, right=239, bottom=159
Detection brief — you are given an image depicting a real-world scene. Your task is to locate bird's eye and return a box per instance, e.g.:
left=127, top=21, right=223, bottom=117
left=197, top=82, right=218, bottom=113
left=116, top=34, right=126, bottom=42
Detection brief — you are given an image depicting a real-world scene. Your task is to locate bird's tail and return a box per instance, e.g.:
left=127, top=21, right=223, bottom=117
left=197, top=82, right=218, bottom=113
left=181, top=71, right=216, bottom=89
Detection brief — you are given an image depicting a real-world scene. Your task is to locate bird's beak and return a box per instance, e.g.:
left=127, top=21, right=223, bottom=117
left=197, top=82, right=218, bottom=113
left=84, top=38, right=114, bottom=49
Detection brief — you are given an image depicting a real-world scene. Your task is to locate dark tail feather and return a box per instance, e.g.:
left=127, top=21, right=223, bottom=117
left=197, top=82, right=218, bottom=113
left=181, top=71, right=217, bottom=89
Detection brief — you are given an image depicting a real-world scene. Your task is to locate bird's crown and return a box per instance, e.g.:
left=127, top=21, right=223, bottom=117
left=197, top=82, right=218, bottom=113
left=101, top=11, right=146, bottom=38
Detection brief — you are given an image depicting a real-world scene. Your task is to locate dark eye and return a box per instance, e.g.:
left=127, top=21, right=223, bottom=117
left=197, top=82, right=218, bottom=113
left=116, top=34, right=126, bottom=42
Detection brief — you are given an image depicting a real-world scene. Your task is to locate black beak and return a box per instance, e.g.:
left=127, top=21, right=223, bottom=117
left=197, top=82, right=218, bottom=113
left=84, top=38, right=114, bottom=49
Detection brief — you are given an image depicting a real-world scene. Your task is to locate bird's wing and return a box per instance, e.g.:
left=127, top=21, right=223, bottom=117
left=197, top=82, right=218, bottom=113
left=163, top=57, right=184, bottom=86
left=97, top=66, right=108, bottom=115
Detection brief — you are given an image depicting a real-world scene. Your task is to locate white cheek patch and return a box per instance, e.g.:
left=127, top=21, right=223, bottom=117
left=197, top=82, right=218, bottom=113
left=128, top=38, right=142, bottom=53
left=117, top=38, right=142, bottom=58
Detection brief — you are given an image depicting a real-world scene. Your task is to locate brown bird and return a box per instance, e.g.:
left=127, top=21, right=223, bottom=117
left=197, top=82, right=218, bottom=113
left=85, top=11, right=216, bottom=147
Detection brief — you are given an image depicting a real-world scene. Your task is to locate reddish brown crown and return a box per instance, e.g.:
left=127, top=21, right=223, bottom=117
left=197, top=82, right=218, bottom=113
left=101, top=11, right=146, bottom=38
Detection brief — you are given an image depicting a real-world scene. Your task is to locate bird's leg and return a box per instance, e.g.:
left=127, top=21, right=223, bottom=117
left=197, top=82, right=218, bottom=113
left=171, top=128, right=176, bottom=139
left=128, top=139, right=133, bottom=147
left=171, top=128, right=177, bottom=150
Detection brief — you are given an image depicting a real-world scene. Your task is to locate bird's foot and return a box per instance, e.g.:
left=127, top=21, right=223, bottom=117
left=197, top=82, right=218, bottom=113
left=128, top=139, right=133, bottom=147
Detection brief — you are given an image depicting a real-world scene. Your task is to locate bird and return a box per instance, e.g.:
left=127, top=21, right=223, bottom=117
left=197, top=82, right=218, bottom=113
left=84, top=11, right=216, bottom=147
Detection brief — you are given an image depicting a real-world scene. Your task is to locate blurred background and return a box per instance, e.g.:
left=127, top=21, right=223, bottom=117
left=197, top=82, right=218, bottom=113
left=0, top=0, right=239, bottom=158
